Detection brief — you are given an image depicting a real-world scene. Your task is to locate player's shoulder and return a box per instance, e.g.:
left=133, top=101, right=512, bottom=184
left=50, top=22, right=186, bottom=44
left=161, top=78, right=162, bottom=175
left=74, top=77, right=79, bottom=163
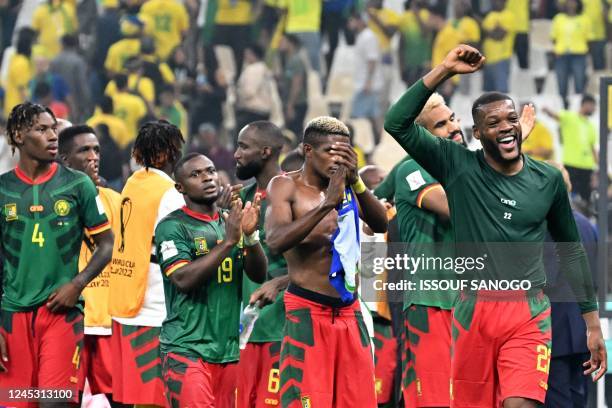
left=268, top=172, right=298, bottom=195
left=156, top=208, right=185, bottom=230
left=57, top=165, right=92, bottom=184
left=525, top=156, right=563, bottom=183
left=240, top=182, right=257, bottom=200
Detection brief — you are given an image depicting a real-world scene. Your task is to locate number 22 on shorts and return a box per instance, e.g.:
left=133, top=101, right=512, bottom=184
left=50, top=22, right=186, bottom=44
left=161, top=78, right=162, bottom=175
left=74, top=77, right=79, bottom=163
left=536, top=344, right=551, bottom=374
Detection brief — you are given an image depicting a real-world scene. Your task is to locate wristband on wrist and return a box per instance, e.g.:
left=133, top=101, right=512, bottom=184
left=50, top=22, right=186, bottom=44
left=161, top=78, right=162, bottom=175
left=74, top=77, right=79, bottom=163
left=351, top=176, right=367, bottom=194
left=243, top=230, right=260, bottom=247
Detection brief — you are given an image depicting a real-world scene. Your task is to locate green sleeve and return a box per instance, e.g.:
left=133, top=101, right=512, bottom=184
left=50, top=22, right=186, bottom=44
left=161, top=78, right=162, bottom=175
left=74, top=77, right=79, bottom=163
left=78, top=175, right=110, bottom=231
left=383, top=79, right=466, bottom=185
left=374, top=156, right=411, bottom=201
left=155, top=219, right=193, bottom=275
left=395, top=160, right=439, bottom=206
left=546, top=171, right=598, bottom=313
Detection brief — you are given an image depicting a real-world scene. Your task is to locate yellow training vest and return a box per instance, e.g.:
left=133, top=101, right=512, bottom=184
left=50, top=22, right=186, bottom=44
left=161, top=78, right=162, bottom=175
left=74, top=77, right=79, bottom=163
left=108, top=169, right=175, bottom=318
left=79, top=187, right=121, bottom=329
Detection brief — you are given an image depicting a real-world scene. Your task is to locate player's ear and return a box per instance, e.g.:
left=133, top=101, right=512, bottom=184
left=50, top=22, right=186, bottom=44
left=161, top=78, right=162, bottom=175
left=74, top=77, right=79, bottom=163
left=175, top=182, right=184, bottom=194
left=302, top=143, right=312, bottom=158
left=472, top=125, right=480, bottom=140
left=261, top=146, right=272, bottom=160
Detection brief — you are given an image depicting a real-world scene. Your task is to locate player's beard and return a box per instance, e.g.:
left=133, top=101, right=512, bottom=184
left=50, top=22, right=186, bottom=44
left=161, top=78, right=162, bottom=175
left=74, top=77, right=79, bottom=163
left=236, top=160, right=263, bottom=180
left=448, top=129, right=466, bottom=146
left=481, top=136, right=522, bottom=164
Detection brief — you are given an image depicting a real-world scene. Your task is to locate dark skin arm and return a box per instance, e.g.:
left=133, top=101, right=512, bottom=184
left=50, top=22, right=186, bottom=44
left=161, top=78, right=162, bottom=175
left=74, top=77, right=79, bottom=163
left=249, top=275, right=290, bottom=307
left=265, top=168, right=346, bottom=255
left=420, top=185, right=450, bottom=220
left=46, top=229, right=114, bottom=313
left=169, top=200, right=243, bottom=293
left=241, top=196, right=267, bottom=284
left=330, top=142, right=388, bottom=233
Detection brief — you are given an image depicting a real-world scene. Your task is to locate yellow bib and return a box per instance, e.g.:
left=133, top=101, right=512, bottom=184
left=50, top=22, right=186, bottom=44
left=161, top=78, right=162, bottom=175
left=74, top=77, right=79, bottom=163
left=108, top=169, right=175, bottom=317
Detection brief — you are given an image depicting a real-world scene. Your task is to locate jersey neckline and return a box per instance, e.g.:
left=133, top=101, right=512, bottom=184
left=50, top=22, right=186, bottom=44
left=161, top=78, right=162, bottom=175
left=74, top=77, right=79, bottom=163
left=181, top=205, right=220, bottom=222
left=14, top=162, right=58, bottom=185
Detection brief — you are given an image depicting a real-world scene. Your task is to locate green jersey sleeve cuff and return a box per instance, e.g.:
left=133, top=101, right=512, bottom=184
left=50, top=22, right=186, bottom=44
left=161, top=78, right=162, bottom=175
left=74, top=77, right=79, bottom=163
left=579, top=301, right=599, bottom=314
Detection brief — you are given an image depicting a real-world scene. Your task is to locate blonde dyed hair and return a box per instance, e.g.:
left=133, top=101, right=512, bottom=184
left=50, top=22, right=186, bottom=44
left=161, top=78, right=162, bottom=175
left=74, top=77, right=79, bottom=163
left=415, top=93, right=446, bottom=126
left=304, top=116, right=350, bottom=140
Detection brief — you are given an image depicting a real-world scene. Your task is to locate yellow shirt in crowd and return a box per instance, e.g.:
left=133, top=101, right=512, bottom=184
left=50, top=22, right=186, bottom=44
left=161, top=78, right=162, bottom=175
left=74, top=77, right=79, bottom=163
left=105, top=38, right=141, bottom=74
left=3, top=54, right=32, bottom=117
left=31, top=1, right=78, bottom=58
left=582, top=0, right=606, bottom=40
left=368, top=7, right=401, bottom=52
left=87, top=110, right=131, bottom=149
left=482, top=10, right=515, bottom=64
left=140, top=0, right=189, bottom=60
left=280, top=0, right=322, bottom=33
left=215, top=0, right=252, bottom=25
left=551, top=13, right=592, bottom=55
left=432, top=17, right=480, bottom=83
left=105, top=74, right=156, bottom=105
left=522, top=121, right=554, bottom=161
left=506, top=0, right=529, bottom=33
left=111, top=91, right=148, bottom=146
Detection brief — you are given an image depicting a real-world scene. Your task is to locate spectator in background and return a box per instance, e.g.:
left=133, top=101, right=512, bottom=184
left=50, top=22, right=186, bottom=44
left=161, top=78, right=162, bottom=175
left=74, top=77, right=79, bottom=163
left=87, top=95, right=131, bottom=150
left=583, top=0, right=607, bottom=71
left=519, top=102, right=554, bottom=161
left=257, top=0, right=283, bottom=47
left=349, top=12, right=384, bottom=145
left=186, top=123, right=235, bottom=175
left=110, top=73, right=148, bottom=145
left=398, top=0, right=434, bottom=87
left=481, top=0, right=515, bottom=92
left=550, top=0, right=590, bottom=109
left=281, top=0, right=323, bottom=74
left=105, top=56, right=156, bottom=110
left=156, top=84, right=188, bottom=137
left=507, top=0, right=530, bottom=69
left=140, top=37, right=175, bottom=100
left=104, top=15, right=144, bottom=76
left=30, top=49, right=70, bottom=110
left=32, top=81, right=70, bottom=119
left=91, top=0, right=121, bottom=71
left=31, top=0, right=78, bottom=59
left=189, top=46, right=227, bottom=133
left=278, top=33, right=308, bottom=139
left=3, top=27, right=34, bottom=117
left=544, top=95, right=598, bottom=204
left=235, top=44, right=274, bottom=133
left=139, top=0, right=189, bottom=61
left=168, top=45, right=196, bottom=106
left=0, top=0, right=21, bottom=55
left=321, top=0, right=355, bottom=80
left=51, top=34, right=91, bottom=122
left=94, top=123, right=124, bottom=191
left=213, top=0, right=253, bottom=74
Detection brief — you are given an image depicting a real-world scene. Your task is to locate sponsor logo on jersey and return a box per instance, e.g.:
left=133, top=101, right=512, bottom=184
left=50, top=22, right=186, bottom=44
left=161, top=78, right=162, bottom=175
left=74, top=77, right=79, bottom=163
left=29, top=205, right=44, bottom=212
left=194, top=237, right=209, bottom=255
left=5, top=203, right=17, bottom=221
left=54, top=199, right=71, bottom=216
left=500, top=198, right=516, bottom=207
left=300, top=396, right=311, bottom=408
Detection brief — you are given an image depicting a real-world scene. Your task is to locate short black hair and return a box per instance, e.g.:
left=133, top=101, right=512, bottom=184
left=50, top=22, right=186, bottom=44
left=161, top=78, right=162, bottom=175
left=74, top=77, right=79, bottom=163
left=132, top=120, right=185, bottom=169
left=16, top=27, right=36, bottom=58
left=6, top=102, right=56, bottom=152
left=471, top=92, right=515, bottom=125
left=140, top=36, right=155, bottom=54
left=581, top=94, right=596, bottom=105
left=99, top=95, right=113, bottom=113
left=58, top=125, right=96, bottom=155
left=61, top=33, right=79, bottom=48
left=33, top=81, right=52, bottom=100
left=280, top=150, right=304, bottom=172
left=246, top=43, right=265, bottom=60
left=115, top=74, right=128, bottom=90
left=243, top=121, right=284, bottom=156
left=173, top=152, right=205, bottom=181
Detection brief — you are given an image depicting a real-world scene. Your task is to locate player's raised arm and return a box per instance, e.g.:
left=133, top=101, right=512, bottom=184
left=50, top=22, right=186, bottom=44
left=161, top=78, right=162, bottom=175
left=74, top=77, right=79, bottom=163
left=265, top=170, right=344, bottom=255
left=384, top=45, right=485, bottom=181
left=240, top=195, right=267, bottom=284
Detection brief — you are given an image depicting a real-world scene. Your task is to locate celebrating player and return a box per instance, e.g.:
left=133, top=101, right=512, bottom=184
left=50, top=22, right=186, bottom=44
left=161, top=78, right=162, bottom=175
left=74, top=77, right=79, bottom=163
left=108, top=120, right=185, bottom=406
left=0, top=103, right=114, bottom=407
left=234, top=121, right=289, bottom=408
left=384, top=44, right=606, bottom=407
left=155, top=153, right=266, bottom=406
left=58, top=125, right=122, bottom=404
left=265, top=116, right=388, bottom=407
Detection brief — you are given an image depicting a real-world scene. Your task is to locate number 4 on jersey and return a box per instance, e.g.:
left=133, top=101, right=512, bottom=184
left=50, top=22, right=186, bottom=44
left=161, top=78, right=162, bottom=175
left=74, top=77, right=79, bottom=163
left=32, top=223, right=45, bottom=247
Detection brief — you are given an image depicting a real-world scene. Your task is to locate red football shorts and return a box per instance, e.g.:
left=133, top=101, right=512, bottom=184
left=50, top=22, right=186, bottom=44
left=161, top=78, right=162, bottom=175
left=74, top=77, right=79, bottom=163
left=110, top=320, right=165, bottom=406
left=237, top=341, right=282, bottom=408
left=162, top=352, right=238, bottom=408
left=373, top=318, right=397, bottom=406
left=0, top=306, right=83, bottom=408
left=279, top=284, right=377, bottom=408
left=451, top=291, right=552, bottom=407
left=81, top=334, right=113, bottom=395
left=401, top=305, right=452, bottom=408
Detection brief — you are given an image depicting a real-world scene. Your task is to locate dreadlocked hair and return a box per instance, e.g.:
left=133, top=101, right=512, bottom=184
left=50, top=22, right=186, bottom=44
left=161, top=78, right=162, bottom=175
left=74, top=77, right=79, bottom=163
left=6, top=102, right=56, bottom=155
left=132, top=120, right=185, bottom=169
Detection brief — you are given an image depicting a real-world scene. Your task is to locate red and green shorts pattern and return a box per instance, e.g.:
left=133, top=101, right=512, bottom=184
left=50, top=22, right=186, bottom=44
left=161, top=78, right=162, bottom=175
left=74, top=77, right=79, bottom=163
left=161, top=352, right=238, bottom=408
left=110, top=321, right=165, bottom=406
left=451, top=291, right=552, bottom=407
left=401, top=305, right=452, bottom=408
left=237, top=341, right=282, bottom=408
left=279, top=286, right=377, bottom=408
left=0, top=306, right=83, bottom=407
left=81, top=334, right=113, bottom=395
left=373, top=317, right=397, bottom=407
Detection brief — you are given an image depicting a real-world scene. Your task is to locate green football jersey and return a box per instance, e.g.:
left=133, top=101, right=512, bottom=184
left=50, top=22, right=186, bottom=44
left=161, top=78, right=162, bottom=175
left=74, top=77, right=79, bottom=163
left=239, top=183, right=287, bottom=343
left=373, top=156, right=410, bottom=202
left=155, top=207, right=244, bottom=362
left=395, top=159, right=455, bottom=309
left=0, top=163, right=109, bottom=311
left=385, top=80, right=597, bottom=313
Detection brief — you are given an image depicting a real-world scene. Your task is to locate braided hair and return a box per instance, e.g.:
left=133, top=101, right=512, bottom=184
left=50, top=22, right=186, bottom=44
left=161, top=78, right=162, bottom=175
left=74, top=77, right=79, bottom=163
left=132, top=120, right=184, bottom=169
left=6, top=102, right=56, bottom=154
